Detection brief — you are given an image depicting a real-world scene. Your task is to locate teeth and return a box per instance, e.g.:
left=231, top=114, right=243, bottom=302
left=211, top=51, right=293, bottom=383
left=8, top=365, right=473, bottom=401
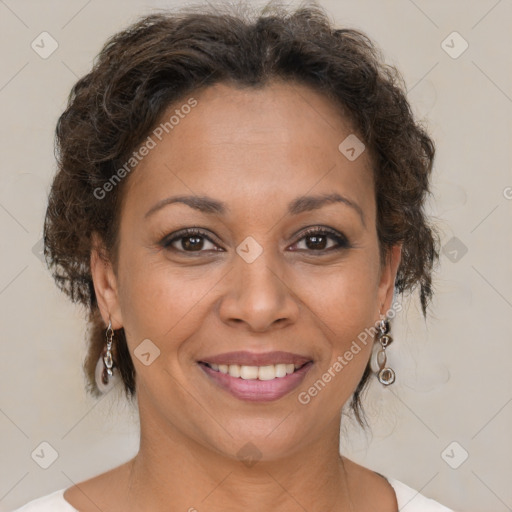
left=240, top=365, right=259, bottom=379
left=257, top=365, right=275, bottom=381
left=275, top=364, right=287, bottom=378
left=207, top=362, right=303, bottom=380
left=228, top=364, right=241, bottom=378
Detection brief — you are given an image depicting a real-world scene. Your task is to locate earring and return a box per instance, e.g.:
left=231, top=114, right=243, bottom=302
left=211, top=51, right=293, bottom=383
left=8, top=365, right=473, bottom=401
left=370, top=317, right=395, bottom=386
left=94, top=319, right=120, bottom=394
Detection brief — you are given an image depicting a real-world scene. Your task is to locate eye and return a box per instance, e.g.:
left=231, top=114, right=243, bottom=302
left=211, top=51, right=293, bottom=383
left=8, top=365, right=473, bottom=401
left=161, top=228, right=222, bottom=253
left=160, top=226, right=350, bottom=254
left=290, top=227, right=350, bottom=253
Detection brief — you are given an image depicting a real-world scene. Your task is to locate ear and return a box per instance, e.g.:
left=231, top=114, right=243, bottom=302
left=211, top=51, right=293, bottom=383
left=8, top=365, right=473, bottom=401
left=90, top=232, right=123, bottom=330
left=376, top=243, right=402, bottom=318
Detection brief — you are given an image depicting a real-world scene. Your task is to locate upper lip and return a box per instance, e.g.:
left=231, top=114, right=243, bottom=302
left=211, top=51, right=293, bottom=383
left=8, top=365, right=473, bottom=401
left=199, top=351, right=312, bottom=367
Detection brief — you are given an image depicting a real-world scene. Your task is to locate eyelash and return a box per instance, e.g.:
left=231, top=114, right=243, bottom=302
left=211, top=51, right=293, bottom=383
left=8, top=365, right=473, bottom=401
left=160, top=226, right=350, bottom=254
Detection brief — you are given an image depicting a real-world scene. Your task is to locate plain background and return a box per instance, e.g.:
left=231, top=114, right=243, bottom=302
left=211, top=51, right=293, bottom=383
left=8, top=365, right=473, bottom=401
left=1, top=0, right=511, bottom=510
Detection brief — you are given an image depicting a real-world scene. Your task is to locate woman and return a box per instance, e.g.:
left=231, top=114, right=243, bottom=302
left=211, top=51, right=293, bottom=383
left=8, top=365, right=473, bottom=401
left=13, top=1, right=455, bottom=510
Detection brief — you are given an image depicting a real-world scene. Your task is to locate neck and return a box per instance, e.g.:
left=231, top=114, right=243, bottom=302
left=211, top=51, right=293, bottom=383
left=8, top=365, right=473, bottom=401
left=125, top=408, right=355, bottom=511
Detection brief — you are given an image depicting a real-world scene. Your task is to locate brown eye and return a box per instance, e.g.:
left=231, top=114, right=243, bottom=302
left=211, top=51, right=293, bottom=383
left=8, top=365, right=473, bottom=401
left=177, top=234, right=208, bottom=251
left=291, top=228, right=350, bottom=253
left=162, top=228, right=220, bottom=253
left=304, top=233, right=330, bottom=250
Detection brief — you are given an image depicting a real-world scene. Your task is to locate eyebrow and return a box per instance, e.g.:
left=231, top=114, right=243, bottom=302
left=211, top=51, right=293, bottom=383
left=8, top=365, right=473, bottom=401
left=144, top=192, right=365, bottom=226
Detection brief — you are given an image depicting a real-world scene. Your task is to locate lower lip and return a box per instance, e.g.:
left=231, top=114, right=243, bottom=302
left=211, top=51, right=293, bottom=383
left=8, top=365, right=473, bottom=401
left=198, top=362, right=313, bottom=402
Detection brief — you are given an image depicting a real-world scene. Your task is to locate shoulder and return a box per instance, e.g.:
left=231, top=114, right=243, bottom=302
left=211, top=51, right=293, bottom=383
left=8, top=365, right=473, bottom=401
left=342, top=457, right=455, bottom=512
left=385, top=476, right=456, bottom=511
left=9, top=489, right=77, bottom=512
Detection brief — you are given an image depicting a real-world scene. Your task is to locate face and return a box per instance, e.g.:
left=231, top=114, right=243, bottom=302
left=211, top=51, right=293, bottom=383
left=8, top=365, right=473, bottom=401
left=92, top=80, right=401, bottom=461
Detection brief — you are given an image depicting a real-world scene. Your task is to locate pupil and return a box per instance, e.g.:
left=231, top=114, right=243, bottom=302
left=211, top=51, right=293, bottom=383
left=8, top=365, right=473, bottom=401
left=306, top=235, right=326, bottom=250
left=183, top=236, right=203, bottom=251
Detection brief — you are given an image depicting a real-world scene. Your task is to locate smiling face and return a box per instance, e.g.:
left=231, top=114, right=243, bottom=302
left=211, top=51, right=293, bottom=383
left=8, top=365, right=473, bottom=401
left=91, top=80, right=401, bottom=461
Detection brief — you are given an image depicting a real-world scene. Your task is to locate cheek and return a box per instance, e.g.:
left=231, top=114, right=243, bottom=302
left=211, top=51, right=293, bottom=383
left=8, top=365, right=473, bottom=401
left=298, top=252, right=380, bottom=330
left=116, top=247, right=216, bottom=350
left=299, top=253, right=381, bottom=382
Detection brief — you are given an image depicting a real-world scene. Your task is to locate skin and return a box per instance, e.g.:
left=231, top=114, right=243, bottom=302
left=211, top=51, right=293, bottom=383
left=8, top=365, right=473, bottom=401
left=65, top=80, right=401, bottom=512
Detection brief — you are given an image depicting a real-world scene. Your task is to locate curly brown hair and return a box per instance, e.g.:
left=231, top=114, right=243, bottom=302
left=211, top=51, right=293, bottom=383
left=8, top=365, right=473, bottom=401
left=44, top=0, right=439, bottom=429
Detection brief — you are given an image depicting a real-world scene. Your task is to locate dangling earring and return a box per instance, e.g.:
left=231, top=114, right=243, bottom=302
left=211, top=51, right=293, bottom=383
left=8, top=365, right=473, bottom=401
left=94, top=319, right=120, bottom=394
left=370, top=317, right=395, bottom=386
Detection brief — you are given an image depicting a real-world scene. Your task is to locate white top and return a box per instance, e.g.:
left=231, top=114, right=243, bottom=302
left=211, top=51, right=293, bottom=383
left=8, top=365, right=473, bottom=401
left=10, top=476, right=455, bottom=511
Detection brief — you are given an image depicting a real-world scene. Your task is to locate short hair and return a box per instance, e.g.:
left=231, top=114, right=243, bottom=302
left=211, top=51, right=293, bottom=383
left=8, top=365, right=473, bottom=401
left=44, top=1, right=439, bottom=428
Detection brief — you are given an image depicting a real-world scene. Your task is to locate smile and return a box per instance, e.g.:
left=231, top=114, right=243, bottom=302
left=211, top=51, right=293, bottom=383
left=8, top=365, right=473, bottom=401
left=197, top=351, right=313, bottom=402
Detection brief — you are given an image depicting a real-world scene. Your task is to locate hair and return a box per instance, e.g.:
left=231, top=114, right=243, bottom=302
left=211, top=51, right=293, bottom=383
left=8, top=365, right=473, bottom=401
left=44, top=0, right=439, bottom=429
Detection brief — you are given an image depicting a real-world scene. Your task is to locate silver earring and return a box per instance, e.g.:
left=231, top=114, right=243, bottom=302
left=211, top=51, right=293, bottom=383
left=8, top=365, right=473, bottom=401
left=370, top=317, right=395, bottom=386
left=94, top=319, right=120, bottom=394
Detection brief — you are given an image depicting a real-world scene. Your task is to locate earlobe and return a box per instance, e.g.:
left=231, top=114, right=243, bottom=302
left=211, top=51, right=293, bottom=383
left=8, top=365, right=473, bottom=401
left=90, top=233, right=123, bottom=330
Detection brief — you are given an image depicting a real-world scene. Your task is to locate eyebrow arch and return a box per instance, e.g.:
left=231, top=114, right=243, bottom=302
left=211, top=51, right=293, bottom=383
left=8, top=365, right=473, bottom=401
left=145, top=195, right=226, bottom=218
left=288, top=193, right=365, bottom=227
left=144, top=192, right=365, bottom=226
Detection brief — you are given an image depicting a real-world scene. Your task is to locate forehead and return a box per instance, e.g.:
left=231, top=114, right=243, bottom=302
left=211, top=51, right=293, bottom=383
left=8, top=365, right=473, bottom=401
left=122, top=80, right=374, bottom=221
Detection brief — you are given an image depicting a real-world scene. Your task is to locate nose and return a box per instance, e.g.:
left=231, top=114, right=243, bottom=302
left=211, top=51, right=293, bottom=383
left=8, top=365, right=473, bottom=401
left=218, top=251, right=300, bottom=333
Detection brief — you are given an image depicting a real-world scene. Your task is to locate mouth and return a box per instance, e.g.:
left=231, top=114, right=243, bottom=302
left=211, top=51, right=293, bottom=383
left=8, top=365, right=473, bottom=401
left=197, top=351, right=313, bottom=402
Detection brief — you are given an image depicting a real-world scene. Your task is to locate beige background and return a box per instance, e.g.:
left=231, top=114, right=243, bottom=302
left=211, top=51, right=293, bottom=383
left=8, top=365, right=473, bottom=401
left=1, top=0, right=511, bottom=510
